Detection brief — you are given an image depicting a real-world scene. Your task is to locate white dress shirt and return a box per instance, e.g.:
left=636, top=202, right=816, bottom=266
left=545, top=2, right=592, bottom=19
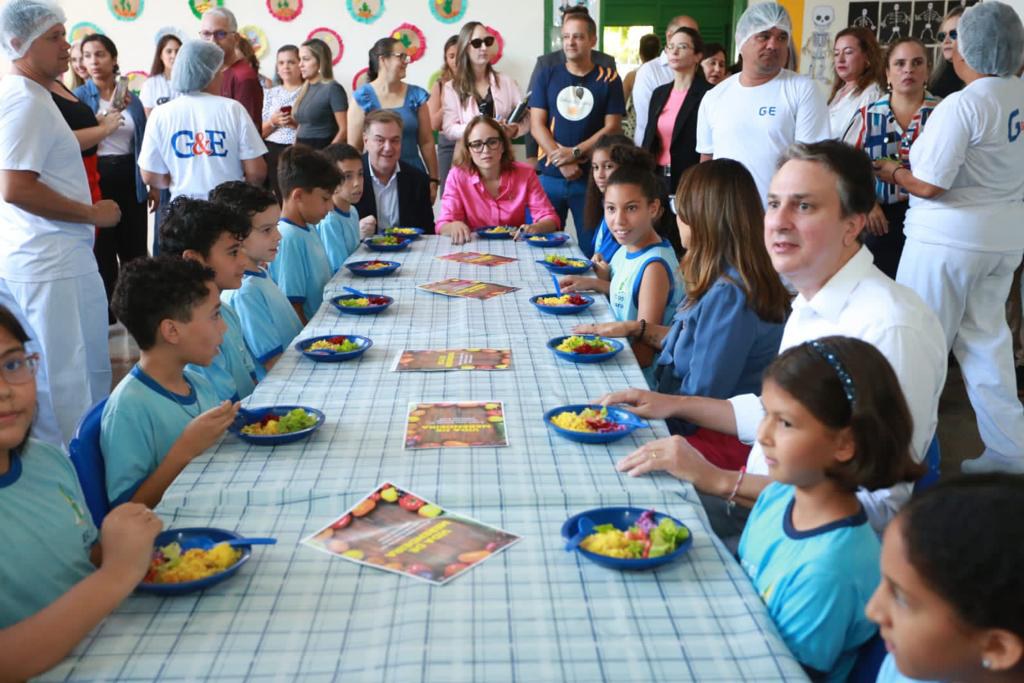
left=370, top=162, right=401, bottom=231
left=728, top=247, right=947, bottom=531
left=631, top=53, right=674, bottom=146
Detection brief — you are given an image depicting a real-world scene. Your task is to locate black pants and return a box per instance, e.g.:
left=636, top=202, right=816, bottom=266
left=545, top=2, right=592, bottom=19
left=95, top=154, right=147, bottom=322
left=265, top=140, right=291, bottom=202
left=864, top=202, right=908, bottom=279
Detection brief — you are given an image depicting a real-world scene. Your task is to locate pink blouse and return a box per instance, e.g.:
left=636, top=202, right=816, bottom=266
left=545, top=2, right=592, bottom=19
left=437, top=162, right=561, bottom=230
left=441, top=72, right=527, bottom=140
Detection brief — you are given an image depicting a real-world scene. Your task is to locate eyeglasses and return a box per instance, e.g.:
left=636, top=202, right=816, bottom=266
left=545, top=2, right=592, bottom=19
left=665, top=43, right=694, bottom=54
left=0, top=353, right=39, bottom=385
left=937, top=29, right=958, bottom=41
left=467, top=137, right=501, bottom=152
left=198, top=29, right=233, bottom=42
left=388, top=52, right=410, bottom=64
left=470, top=36, right=496, bottom=49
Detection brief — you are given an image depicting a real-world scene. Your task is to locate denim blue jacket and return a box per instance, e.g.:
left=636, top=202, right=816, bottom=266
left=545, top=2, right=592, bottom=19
left=73, top=79, right=148, bottom=203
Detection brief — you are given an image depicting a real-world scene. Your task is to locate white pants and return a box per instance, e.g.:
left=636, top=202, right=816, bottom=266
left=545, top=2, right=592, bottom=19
left=0, top=281, right=63, bottom=448
left=0, top=273, right=112, bottom=444
left=897, top=239, right=1024, bottom=460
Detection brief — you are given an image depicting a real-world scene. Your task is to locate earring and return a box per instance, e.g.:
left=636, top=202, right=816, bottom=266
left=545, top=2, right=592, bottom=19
left=982, top=659, right=992, bottom=669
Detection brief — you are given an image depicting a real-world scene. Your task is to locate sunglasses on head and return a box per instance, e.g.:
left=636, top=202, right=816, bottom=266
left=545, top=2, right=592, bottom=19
left=937, top=29, right=958, bottom=41
left=470, top=36, right=496, bottom=49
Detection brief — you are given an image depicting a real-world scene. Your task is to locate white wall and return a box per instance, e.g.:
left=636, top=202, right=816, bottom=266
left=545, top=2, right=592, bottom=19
left=60, top=0, right=545, bottom=98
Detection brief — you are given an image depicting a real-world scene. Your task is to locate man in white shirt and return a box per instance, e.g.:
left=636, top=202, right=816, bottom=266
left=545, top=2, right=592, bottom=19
left=695, top=2, right=829, bottom=202
left=602, top=141, right=947, bottom=544
left=139, top=39, right=266, bottom=200
left=631, top=15, right=699, bottom=146
left=0, top=0, right=122, bottom=444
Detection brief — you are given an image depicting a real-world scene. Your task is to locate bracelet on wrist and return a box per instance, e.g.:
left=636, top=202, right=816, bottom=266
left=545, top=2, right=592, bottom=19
left=726, top=466, right=747, bottom=512
left=632, top=319, right=647, bottom=341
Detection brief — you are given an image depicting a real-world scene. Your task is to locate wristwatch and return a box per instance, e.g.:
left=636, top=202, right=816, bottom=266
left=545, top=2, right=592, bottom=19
left=571, top=146, right=581, bottom=161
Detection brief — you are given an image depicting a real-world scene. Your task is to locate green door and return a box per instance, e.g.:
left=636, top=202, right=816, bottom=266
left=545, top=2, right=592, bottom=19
left=600, top=0, right=744, bottom=55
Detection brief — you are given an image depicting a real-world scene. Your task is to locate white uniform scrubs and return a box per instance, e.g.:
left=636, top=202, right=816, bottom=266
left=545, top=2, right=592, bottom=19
left=0, top=76, right=112, bottom=444
left=897, top=76, right=1024, bottom=470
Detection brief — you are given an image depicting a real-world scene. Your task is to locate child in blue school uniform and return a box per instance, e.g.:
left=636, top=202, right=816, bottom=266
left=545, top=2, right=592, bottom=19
left=738, top=336, right=923, bottom=683
left=560, top=166, right=683, bottom=386
left=102, top=257, right=240, bottom=508
left=579, top=159, right=790, bottom=470
left=160, top=197, right=265, bottom=401
left=316, top=143, right=375, bottom=273
left=209, top=181, right=302, bottom=372
left=867, top=473, right=1024, bottom=683
left=269, top=144, right=341, bottom=324
left=0, top=304, right=163, bottom=680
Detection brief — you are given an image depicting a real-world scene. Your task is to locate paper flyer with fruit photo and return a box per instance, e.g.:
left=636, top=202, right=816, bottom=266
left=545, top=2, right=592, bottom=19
left=392, top=349, right=511, bottom=373
left=301, top=483, right=521, bottom=585
left=416, top=278, right=519, bottom=300
left=437, top=252, right=518, bottom=267
left=404, top=401, right=508, bottom=449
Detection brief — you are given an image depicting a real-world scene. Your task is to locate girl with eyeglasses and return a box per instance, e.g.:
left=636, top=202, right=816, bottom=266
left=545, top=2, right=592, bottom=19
left=442, top=23, right=528, bottom=177
left=437, top=115, right=559, bottom=245
left=929, top=6, right=965, bottom=98
left=348, top=37, right=439, bottom=201
left=0, top=304, right=164, bottom=681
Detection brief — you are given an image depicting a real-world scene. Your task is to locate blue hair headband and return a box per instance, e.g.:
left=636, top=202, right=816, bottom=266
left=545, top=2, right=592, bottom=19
left=809, top=340, right=857, bottom=408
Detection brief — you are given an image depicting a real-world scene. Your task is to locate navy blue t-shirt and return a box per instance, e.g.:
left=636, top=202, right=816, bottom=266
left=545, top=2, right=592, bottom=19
left=529, top=63, right=625, bottom=178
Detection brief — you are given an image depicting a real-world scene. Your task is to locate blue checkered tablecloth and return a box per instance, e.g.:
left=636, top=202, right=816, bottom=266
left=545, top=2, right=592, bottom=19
left=42, top=236, right=808, bottom=682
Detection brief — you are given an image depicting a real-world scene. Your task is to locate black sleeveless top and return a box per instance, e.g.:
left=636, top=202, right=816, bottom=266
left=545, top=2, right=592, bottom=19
left=50, top=82, right=98, bottom=158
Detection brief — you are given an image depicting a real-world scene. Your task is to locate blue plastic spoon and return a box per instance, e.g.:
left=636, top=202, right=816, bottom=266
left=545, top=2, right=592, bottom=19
left=550, top=272, right=562, bottom=296
left=564, top=516, right=596, bottom=552
left=343, top=286, right=368, bottom=298
left=183, top=536, right=278, bottom=551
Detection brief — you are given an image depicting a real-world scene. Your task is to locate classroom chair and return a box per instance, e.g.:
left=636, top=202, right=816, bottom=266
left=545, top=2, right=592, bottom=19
left=68, top=398, right=110, bottom=528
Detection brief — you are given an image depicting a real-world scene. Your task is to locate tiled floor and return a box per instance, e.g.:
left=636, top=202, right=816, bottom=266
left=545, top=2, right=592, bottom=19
left=108, top=325, right=989, bottom=477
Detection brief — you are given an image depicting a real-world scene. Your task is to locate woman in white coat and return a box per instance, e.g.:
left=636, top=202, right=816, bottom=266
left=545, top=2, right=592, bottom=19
left=874, top=1, right=1024, bottom=475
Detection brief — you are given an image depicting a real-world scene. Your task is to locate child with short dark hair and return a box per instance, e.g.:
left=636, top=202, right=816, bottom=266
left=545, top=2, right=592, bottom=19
left=0, top=304, right=164, bottom=681
left=868, top=473, right=1024, bottom=683
left=738, top=335, right=923, bottom=682
left=316, top=143, right=375, bottom=272
left=160, top=196, right=264, bottom=400
left=103, top=257, right=238, bottom=508
left=209, top=181, right=301, bottom=372
left=270, top=144, right=341, bottom=323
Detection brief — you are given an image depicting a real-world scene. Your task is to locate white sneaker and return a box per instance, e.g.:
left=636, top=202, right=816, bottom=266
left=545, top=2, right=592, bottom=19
left=960, top=449, right=1024, bottom=474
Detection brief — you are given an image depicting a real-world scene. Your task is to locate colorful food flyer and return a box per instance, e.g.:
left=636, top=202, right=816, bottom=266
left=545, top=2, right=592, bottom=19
left=301, top=483, right=521, bottom=585
left=404, top=401, right=508, bottom=449
left=437, top=252, right=518, bottom=267
left=417, top=278, right=519, bottom=300
left=392, top=349, right=512, bottom=372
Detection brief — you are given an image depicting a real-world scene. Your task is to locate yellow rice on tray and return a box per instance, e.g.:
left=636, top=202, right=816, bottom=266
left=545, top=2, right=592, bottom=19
left=146, top=542, right=241, bottom=584
left=550, top=407, right=605, bottom=432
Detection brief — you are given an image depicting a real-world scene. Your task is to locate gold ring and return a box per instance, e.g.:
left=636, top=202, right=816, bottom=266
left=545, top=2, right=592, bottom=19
left=649, top=450, right=660, bottom=461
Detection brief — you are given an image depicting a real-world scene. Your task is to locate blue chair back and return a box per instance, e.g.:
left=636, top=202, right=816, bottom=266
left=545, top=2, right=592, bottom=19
left=913, top=437, right=941, bottom=495
left=68, top=398, right=110, bottom=528
left=848, top=633, right=887, bottom=683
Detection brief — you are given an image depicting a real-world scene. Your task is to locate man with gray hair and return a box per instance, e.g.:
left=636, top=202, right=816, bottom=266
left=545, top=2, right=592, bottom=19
left=631, top=15, right=699, bottom=146
left=199, top=6, right=261, bottom=129
left=695, top=2, right=829, bottom=203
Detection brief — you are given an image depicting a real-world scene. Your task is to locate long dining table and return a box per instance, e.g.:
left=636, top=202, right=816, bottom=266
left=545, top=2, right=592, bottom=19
left=42, top=234, right=808, bottom=682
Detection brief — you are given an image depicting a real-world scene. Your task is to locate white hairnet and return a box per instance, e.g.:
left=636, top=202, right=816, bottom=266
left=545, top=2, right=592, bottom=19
left=0, top=0, right=66, bottom=60
left=154, top=25, right=186, bottom=46
left=170, top=39, right=223, bottom=93
left=735, top=2, right=793, bottom=52
left=957, top=1, right=1024, bottom=77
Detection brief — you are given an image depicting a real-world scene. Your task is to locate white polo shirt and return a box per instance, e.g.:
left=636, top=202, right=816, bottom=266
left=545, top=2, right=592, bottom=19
left=729, top=248, right=947, bottom=530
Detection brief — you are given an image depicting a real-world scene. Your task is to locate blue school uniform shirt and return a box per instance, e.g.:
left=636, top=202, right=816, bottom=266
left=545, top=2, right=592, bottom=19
left=315, top=206, right=361, bottom=273
left=101, top=365, right=222, bottom=505
left=186, top=300, right=262, bottom=402
left=608, top=239, right=682, bottom=325
left=0, top=438, right=97, bottom=628
left=530, top=63, right=625, bottom=178
left=269, top=217, right=333, bottom=321
left=738, top=482, right=880, bottom=682
left=654, top=270, right=784, bottom=434
left=591, top=217, right=620, bottom=263
left=222, top=268, right=303, bottom=365
left=876, top=654, right=939, bottom=683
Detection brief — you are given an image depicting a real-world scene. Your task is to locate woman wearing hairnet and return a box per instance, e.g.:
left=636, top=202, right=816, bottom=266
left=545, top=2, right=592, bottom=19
left=0, top=0, right=122, bottom=444
left=137, top=39, right=266, bottom=201
left=874, top=2, right=1024, bottom=475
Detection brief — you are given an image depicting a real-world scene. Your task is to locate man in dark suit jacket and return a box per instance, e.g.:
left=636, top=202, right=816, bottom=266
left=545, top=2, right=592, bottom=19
left=354, top=110, right=435, bottom=234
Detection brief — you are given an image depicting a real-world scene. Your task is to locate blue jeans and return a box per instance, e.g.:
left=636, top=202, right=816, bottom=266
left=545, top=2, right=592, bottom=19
left=539, top=173, right=593, bottom=257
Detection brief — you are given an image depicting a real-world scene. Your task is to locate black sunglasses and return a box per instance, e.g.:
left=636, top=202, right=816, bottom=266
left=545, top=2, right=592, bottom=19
left=937, top=29, right=958, bottom=41
left=470, top=36, right=496, bottom=49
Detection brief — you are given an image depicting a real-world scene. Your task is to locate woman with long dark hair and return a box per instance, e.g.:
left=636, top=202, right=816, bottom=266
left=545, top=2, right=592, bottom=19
left=139, top=31, right=181, bottom=116
left=261, top=45, right=303, bottom=198
left=291, top=38, right=348, bottom=150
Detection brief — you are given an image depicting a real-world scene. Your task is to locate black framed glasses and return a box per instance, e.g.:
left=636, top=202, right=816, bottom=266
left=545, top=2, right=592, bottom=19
left=937, top=29, right=958, bottom=41
left=470, top=36, right=496, bottom=49
left=0, top=353, right=39, bottom=385
left=467, top=137, right=501, bottom=152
